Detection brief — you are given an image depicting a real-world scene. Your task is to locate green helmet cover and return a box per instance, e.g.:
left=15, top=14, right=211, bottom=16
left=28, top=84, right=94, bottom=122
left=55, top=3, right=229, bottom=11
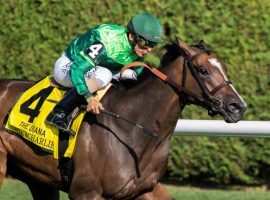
left=128, top=12, right=163, bottom=43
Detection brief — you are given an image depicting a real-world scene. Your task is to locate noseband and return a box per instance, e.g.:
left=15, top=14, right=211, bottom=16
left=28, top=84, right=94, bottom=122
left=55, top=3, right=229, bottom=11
left=121, top=50, right=232, bottom=116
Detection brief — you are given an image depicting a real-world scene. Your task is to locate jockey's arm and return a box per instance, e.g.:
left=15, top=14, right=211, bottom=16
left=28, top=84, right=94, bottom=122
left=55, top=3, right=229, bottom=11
left=68, top=42, right=107, bottom=100
left=120, top=67, right=142, bottom=80
left=66, top=28, right=107, bottom=100
left=69, top=59, right=104, bottom=114
left=69, top=56, right=95, bottom=100
left=120, top=57, right=144, bottom=80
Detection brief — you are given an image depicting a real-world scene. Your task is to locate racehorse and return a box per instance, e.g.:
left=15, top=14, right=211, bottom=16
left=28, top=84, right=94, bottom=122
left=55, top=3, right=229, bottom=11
left=0, top=39, right=246, bottom=200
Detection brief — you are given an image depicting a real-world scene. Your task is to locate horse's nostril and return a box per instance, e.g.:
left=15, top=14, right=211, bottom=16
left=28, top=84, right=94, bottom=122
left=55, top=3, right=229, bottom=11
left=227, top=102, right=245, bottom=113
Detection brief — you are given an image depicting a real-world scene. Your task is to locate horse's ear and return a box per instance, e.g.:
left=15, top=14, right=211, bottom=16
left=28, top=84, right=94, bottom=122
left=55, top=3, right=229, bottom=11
left=176, top=38, right=196, bottom=57
left=199, top=40, right=208, bottom=49
left=164, top=23, right=171, bottom=37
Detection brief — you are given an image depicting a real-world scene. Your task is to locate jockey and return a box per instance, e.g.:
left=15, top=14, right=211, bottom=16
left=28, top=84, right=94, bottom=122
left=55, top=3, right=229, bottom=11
left=46, top=12, right=163, bottom=134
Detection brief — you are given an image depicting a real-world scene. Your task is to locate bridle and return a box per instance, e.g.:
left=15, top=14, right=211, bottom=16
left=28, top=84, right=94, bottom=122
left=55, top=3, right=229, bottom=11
left=121, top=48, right=232, bottom=117
left=183, top=50, right=232, bottom=116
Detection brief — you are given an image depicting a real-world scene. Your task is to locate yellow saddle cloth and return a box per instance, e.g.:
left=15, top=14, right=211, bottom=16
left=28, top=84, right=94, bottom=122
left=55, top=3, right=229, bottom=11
left=4, top=76, right=109, bottom=159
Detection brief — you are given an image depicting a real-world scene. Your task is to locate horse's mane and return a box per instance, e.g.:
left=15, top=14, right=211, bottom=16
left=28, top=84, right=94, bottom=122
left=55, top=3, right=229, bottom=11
left=161, top=39, right=212, bottom=66
left=191, top=43, right=212, bottom=54
left=160, top=40, right=184, bottom=67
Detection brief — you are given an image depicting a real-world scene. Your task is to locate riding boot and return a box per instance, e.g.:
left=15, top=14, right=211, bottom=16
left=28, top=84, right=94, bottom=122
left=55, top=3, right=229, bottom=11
left=46, top=88, right=84, bottom=135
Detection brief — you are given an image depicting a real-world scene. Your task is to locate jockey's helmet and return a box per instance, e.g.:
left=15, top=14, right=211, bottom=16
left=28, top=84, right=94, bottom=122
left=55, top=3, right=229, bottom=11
left=127, top=13, right=163, bottom=43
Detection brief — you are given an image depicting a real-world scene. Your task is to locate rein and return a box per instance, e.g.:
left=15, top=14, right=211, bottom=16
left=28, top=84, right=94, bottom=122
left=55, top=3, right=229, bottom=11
left=100, top=109, right=159, bottom=139
left=81, top=105, right=159, bottom=140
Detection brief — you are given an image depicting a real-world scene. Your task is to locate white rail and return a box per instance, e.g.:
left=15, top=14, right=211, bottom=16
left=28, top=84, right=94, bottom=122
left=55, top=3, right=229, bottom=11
left=174, top=120, right=270, bottom=137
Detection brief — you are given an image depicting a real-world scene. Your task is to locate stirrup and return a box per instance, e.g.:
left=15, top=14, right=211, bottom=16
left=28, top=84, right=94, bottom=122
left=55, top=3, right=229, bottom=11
left=46, top=112, right=75, bottom=136
left=62, top=128, right=76, bottom=136
left=47, top=120, right=76, bottom=136
left=64, top=107, right=82, bottom=136
left=64, top=119, right=76, bottom=136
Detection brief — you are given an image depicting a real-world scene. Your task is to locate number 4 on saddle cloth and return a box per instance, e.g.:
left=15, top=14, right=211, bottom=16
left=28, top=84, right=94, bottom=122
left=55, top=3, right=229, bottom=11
left=3, top=76, right=110, bottom=159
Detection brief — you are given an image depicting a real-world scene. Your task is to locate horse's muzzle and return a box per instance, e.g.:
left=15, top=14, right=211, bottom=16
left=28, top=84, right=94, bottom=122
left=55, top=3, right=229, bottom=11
left=224, top=101, right=247, bottom=123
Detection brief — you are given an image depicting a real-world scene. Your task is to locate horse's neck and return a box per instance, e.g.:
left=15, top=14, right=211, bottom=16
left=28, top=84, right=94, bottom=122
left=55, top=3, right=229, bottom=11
left=95, top=58, right=184, bottom=170
left=105, top=57, right=184, bottom=141
left=158, top=56, right=185, bottom=85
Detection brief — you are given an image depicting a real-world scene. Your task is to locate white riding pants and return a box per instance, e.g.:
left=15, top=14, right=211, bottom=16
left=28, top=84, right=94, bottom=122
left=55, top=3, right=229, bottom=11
left=53, top=53, right=113, bottom=89
left=53, top=53, right=138, bottom=89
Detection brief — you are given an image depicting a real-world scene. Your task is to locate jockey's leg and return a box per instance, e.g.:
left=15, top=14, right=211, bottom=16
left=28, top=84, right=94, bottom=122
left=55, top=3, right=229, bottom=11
left=85, top=66, right=113, bottom=93
left=47, top=53, right=112, bottom=135
left=46, top=52, right=80, bottom=134
left=46, top=88, right=84, bottom=135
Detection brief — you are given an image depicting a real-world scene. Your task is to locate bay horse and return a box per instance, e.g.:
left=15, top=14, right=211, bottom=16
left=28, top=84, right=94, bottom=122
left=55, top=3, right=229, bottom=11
left=0, top=39, right=246, bottom=200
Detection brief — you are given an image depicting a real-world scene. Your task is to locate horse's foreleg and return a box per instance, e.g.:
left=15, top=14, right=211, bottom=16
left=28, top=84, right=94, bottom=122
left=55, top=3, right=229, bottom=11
left=0, top=136, right=7, bottom=186
left=27, top=181, right=60, bottom=200
left=134, top=183, right=175, bottom=200
left=69, top=191, right=104, bottom=200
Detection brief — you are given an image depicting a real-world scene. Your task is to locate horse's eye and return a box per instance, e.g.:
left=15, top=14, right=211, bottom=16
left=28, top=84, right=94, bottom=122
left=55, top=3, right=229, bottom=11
left=198, top=68, right=209, bottom=75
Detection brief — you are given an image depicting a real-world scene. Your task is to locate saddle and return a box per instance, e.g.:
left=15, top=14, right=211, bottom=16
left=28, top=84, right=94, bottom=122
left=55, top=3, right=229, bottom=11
left=2, top=76, right=110, bottom=159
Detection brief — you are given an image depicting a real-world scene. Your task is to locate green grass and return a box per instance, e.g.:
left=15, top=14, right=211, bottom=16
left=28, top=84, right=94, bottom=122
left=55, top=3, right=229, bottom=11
left=166, top=185, right=270, bottom=200
left=0, top=179, right=68, bottom=200
left=1, top=179, right=270, bottom=200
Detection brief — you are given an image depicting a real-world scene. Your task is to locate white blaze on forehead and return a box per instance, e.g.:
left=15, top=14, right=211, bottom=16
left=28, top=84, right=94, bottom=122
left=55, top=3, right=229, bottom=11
left=208, top=58, right=246, bottom=105
left=230, top=84, right=247, bottom=106
left=208, top=58, right=228, bottom=81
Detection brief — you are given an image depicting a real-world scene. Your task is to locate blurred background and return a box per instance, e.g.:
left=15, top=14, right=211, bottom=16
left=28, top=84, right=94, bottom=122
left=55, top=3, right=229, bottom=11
left=0, top=0, right=269, bottom=199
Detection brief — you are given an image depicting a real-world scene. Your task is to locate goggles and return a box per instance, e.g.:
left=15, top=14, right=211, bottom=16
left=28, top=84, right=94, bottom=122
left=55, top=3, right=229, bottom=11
left=135, top=35, right=158, bottom=49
